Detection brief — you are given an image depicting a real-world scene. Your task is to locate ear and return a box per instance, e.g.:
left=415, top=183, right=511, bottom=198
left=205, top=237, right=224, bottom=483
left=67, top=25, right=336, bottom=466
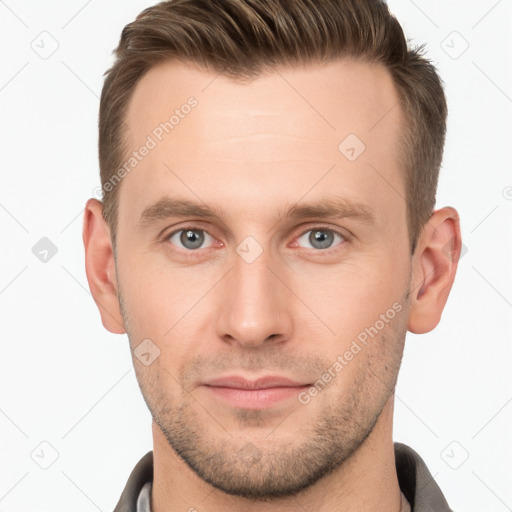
left=408, top=206, right=462, bottom=334
left=82, top=198, right=126, bottom=334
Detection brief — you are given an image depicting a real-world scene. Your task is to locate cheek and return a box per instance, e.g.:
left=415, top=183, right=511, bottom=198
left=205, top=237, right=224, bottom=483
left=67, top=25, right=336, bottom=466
left=118, top=254, right=219, bottom=358
left=312, top=302, right=407, bottom=404
left=285, top=253, right=408, bottom=344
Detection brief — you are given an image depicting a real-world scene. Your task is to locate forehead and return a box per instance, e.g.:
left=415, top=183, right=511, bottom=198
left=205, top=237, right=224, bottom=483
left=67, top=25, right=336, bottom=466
left=119, top=58, right=404, bottom=228
left=124, top=57, right=401, bottom=143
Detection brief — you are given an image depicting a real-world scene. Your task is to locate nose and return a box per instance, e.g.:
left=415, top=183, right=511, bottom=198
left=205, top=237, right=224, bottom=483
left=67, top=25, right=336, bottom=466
left=215, top=249, right=294, bottom=348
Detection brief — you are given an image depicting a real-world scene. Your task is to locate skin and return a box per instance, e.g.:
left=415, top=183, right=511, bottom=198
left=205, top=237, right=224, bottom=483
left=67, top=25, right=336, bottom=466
left=83, top=58, right=461, bottom=512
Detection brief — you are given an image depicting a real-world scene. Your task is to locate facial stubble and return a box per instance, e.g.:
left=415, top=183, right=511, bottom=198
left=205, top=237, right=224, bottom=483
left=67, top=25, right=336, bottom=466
left=117, top=280, right=409, bottom=501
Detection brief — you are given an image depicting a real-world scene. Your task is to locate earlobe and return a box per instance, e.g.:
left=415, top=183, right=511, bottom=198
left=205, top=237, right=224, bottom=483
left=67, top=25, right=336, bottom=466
left=82, top=198, right=126, bottom=334
left=407, top=207, right=462, bottom=334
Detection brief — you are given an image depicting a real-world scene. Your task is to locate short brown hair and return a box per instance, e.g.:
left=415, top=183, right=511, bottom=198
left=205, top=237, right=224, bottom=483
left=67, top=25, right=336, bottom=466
left=99, top=0, right=447, bottom=255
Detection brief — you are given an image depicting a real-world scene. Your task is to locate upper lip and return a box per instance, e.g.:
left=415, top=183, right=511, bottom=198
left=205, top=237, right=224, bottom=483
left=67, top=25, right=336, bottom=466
left=204, top=375, right=309, bottom=390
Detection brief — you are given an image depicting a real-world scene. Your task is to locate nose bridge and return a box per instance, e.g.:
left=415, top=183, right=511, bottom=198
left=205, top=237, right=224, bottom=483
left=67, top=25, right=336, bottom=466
left=215, top=245, right=292, bottom=347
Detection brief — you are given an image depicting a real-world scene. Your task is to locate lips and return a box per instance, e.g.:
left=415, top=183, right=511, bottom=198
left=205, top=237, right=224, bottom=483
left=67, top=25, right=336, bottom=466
left=204, top=375, right=309, bottom=390
left=202, top=375, right=311, bottom=409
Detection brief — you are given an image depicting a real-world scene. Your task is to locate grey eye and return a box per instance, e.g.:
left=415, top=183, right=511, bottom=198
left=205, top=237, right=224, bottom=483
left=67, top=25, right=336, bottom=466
left=296, top=228, right=344, bottom=250
left=169, top=229, right=213, bottom=250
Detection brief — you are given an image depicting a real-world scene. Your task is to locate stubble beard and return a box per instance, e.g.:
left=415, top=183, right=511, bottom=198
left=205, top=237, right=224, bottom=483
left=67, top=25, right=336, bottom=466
left=117, top=278, right=409, bottom=501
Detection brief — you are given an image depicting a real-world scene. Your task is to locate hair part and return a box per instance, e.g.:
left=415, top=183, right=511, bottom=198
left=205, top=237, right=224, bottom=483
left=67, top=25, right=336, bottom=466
left=99, top=0, right=447, bottom=255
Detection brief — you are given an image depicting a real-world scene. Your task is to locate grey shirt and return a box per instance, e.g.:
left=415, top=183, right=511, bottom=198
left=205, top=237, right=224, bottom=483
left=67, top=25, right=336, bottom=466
left=135, top=483, right=411, bottom=511
left=113, top=442, right=453, bottom=511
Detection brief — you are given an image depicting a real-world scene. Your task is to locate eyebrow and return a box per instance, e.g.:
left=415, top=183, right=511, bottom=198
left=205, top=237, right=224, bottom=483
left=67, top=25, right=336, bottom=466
left=137, top=195, right=376, bottom=229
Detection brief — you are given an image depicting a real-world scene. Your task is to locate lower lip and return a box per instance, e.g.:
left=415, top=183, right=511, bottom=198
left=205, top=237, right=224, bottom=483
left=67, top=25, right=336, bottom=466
left=204, top=385, right=310, bottom=409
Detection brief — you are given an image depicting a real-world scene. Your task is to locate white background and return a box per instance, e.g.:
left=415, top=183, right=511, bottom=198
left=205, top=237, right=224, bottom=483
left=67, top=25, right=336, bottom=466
left=1, top=1, right=511, bottom=510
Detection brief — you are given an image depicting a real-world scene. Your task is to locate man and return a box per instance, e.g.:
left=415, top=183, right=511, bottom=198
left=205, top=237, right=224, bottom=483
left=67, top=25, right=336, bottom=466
left=83, top=0, right=461, bottom=510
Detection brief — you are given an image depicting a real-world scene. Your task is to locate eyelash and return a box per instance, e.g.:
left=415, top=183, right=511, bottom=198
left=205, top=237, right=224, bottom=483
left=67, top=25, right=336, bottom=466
left=163, top=225, right=348, bottom=257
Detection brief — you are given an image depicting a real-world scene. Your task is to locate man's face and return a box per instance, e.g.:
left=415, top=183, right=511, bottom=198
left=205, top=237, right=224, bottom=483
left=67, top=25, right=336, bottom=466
left=115, top=58, right=412, bottom=498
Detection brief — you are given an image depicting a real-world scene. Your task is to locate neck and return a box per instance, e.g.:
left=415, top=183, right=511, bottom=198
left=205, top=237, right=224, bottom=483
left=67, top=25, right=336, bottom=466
left=151, top=396, right=401, bottom=512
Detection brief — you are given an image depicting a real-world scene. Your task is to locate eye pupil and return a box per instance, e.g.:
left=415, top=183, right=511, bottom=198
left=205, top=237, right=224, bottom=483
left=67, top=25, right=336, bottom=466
left=180, top=229, right=204, bottom=249
left=309, top=229, right=334, bottom=249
